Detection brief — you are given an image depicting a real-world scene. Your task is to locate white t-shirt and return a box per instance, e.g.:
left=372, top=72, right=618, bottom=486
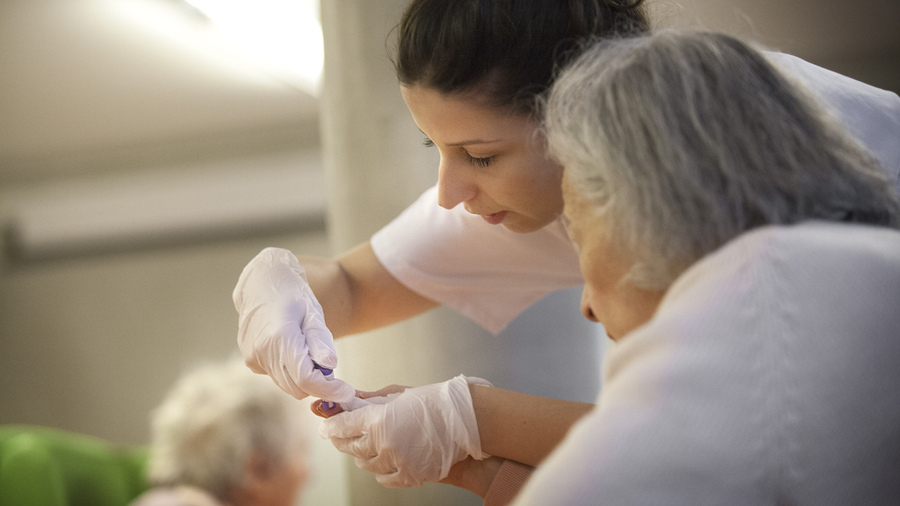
left=371, top=55, right=900, bottom=333
left=512, top=222, right=900, bottom=505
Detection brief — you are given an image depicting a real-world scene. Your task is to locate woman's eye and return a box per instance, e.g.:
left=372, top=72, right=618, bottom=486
left=466, top=153, right=494, bottom=168
left=424, top=136, right=493, bottom=167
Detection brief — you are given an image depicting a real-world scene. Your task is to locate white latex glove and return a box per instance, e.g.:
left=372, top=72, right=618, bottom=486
left=319, top=375, right=492, bottom=488
left=233, top=247, right=356, bottom=404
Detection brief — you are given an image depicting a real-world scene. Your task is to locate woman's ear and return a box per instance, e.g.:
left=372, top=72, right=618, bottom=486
left=231, top=451, right=271, bottom=504
left=247, top=451, right=274, bottom=480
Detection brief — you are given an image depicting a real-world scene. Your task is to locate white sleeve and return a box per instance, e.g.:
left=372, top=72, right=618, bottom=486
left=767, top=52, right=900, bottom=187
left=512, top=223, right=900, bottom=506
left=370, top=185, right=583, bottom=334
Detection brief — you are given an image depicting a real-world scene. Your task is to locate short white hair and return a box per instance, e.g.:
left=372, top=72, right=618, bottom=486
left=147, top=358, right=307, bottom=500
left=544, top=30, right=900, bottom=289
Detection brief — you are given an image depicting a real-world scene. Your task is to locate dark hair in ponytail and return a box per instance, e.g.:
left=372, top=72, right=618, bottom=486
left=394, top=0, right=648, bottom=114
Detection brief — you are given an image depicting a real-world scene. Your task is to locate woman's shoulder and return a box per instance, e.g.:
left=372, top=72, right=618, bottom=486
left=763, top=52, right=900, bottom=179
left=651, top=222, right=900, bottom=333
left=722, top=221, right=900, bottom=265
left=677, top=222, right=900, bottom=289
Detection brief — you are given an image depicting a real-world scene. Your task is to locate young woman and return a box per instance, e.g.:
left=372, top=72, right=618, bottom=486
left=235, top=0, right=652, bottom=467
left=131, top=359, right=310, bottom=506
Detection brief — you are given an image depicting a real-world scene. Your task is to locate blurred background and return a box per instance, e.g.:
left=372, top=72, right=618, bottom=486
left=1, top=1, right=897, bottom=505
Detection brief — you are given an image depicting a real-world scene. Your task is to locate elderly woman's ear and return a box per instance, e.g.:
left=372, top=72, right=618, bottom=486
left=560, top=172, right=665, bottom=340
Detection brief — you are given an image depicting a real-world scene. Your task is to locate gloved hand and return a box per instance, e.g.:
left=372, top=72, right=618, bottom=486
left=319, top=375, right=492, bottom=488
left=233, top=247, right=356, bottom=404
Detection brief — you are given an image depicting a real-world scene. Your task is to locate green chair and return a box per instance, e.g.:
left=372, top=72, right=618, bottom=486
left=0, top=425, right=150, bottom=506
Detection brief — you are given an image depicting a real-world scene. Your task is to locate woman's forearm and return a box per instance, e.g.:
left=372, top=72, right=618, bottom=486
left=470, top=385, right=594, bottom=467
left=301, top=241, right=438, bottom=337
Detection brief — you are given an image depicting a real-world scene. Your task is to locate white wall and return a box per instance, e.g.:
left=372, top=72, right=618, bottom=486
left=0, top=228, right=328, bottom=434
left=0, top=150, right=340, bottom=506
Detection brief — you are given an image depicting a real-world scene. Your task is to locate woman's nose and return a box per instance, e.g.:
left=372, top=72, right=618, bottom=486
left=580, top=287, right=599, bottom=322
left=437, top=159, right=476, bottom=210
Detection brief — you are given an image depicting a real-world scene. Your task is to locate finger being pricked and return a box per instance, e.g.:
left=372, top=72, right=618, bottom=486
left=311, top=391, right=376, bottom=418
left=310, top=398, right=344, bottom=418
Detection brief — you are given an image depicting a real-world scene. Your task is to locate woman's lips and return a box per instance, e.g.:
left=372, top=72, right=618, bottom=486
left=481, top=211, right=507, bottom=225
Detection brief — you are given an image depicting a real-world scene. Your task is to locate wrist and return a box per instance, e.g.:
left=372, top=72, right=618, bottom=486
left=441, top=456, right=505, bottom=498
left=483, top=459, right=534, bottom=506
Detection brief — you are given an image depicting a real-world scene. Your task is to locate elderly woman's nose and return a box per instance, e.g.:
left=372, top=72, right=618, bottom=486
left=437, top=160, right=477, bottom=209
left=580, top=287, right=600, bottom=322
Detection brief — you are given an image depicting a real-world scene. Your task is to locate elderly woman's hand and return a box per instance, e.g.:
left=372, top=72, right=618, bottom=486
left=318, top=375, right=492, bottom=488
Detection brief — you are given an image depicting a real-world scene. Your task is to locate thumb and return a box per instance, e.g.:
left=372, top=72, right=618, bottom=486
left=302, top=297, right=338, bottom=369
left=314, top=376, right=359, bottom=404
left=305, top=326, right=338, bottom=369
left=319, top=404, right=381, bottom=441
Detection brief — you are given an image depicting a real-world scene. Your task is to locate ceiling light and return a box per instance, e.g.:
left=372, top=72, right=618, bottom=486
left=180, top=0, right=323, bottom=94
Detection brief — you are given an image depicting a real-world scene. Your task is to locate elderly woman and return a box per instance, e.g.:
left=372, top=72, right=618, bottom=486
left=323, top=30, right=900, bottom=505
left=130, top=359, right=310, bottom=506
left=516, top=30, right=900, bottom=504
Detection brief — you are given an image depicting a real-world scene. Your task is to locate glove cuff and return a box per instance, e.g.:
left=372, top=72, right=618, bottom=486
left=449, top=374, right=491, bottom=461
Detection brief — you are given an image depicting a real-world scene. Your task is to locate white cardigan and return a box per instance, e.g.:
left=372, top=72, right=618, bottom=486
left=514, top=222, right=900, bottom=505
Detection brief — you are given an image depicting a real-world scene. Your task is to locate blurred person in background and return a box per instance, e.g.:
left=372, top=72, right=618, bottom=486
left=130, top=358, right=310, bottom=506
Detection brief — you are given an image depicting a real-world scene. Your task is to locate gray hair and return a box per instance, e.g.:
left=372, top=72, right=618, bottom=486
left=544, top=30, right=900, bottom=289
left=147, top=358, right=307, bottom=500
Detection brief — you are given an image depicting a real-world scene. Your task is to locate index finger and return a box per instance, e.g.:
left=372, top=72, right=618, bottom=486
left=311, top=398, right=344, bottom=418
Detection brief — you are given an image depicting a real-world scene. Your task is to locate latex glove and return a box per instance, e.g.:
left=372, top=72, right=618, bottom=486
left=233, top=247, right=356, bottom=404
left=319, top=375, right=492, bottom=488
